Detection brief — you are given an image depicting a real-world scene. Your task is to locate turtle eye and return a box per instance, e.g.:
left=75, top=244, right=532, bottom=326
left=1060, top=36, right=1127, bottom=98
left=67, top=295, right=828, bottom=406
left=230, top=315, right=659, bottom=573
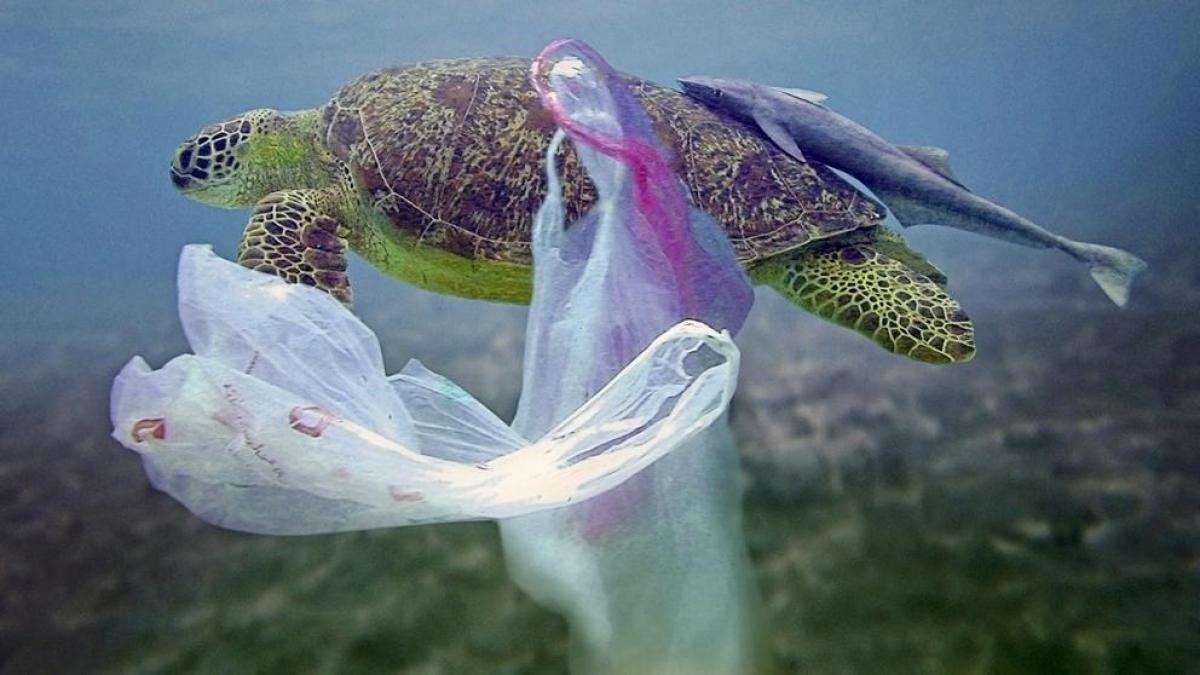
left=227, top=133, right=245, bottom=155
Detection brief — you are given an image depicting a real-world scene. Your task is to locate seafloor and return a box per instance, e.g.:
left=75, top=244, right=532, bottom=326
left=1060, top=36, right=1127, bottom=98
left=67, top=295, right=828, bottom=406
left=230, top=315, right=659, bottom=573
left=1, top=236, right=1197, bottom=674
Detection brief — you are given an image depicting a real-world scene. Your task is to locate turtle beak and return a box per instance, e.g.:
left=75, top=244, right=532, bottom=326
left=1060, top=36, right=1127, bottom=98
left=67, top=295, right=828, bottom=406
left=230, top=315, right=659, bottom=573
left=170, top=138, right=206, bottom=192
left=170, top=168, right=193, bottom=190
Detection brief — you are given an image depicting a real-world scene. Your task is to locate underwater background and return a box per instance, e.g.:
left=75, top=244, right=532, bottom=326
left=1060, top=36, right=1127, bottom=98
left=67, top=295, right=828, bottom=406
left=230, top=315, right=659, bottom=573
left=2, top=1, right=1198, bottom=672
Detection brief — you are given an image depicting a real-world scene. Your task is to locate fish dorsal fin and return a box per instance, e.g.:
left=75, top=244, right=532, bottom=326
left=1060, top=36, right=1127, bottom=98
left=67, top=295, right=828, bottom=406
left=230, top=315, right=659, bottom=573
left=897, top=145, right=968, bottom=189
left=770, top=86, right=828, bottom=105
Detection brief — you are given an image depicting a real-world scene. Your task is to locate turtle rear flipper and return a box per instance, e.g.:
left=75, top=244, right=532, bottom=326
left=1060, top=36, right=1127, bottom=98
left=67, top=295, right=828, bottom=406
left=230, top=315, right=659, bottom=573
left=238, top=188, right=353, bottom=304
left=753, top=240, right=975, bottom=364
left=870, top=226, right=947, bottom=285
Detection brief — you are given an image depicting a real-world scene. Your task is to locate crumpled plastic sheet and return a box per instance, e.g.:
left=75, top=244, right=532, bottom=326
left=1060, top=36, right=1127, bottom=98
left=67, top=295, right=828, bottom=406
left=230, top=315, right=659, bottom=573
left=110, top=246, right=739, bottom=535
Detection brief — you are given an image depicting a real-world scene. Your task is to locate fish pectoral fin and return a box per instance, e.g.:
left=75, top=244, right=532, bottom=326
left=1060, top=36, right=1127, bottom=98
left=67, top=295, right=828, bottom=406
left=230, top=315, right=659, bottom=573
left=753, top=111, right=807, bottom=163
left=897, top=145, right=969, bottom=189
left=770, top=86, right=829, bottom=105
left=872, top=187, right=939, bottom=228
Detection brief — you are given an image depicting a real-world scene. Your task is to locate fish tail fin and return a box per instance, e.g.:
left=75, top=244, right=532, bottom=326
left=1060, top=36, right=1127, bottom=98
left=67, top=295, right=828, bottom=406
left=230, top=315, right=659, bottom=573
left=1075, top=242, right=1148, bottom=307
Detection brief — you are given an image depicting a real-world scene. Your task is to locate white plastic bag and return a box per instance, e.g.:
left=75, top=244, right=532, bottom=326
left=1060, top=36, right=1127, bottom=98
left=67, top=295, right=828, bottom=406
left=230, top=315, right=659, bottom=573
left=497, top=40, right=764, bottom=674
left=110, top=245, right=739, bottom=535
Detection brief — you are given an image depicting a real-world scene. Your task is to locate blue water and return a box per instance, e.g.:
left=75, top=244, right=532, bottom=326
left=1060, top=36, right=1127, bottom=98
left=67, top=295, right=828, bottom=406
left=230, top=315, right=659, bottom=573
left=1, top=2, right=1198, bottom=672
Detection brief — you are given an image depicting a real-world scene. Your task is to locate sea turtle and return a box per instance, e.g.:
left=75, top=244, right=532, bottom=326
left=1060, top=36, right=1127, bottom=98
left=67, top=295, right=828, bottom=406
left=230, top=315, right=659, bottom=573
left=170, top=58, right=974, bottom=363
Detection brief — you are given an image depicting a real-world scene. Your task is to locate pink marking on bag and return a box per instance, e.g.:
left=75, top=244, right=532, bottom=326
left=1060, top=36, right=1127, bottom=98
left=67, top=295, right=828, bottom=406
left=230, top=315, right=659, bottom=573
left=131, top=417, right=166, bottom=442
left=389, top=486, right=423, bottom=503
left=531, top=39, right=699, bottom=314
left=288, top=405, right=332, bottom=438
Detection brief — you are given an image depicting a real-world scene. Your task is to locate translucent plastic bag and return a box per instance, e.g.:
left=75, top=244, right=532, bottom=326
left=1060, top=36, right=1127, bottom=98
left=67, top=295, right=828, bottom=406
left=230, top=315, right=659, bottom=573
left=498, top=40, right=764, bottom=674
left=518, top=44, right=753, bottom=433
left=110, top=245, right=739, bottom=535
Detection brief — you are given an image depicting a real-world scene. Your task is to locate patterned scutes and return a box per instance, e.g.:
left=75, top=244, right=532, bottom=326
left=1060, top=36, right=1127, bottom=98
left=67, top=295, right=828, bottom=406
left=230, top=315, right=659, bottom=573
left=321, top=58, right=882, bottom=265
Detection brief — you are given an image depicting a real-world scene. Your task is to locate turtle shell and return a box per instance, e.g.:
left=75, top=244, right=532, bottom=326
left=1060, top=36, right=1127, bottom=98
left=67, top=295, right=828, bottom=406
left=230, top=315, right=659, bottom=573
left=321, top=57, right=881, bottom=265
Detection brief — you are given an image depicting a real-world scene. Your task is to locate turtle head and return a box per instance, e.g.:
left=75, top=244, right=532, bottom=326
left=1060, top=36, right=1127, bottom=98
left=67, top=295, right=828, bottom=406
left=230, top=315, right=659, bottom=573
left=171, top=108, right=322, bottom=207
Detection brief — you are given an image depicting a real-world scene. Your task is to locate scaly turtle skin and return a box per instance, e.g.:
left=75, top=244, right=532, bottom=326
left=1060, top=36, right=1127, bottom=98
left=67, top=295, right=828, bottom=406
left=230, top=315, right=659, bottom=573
left=170, top=58, right=974, bottom=363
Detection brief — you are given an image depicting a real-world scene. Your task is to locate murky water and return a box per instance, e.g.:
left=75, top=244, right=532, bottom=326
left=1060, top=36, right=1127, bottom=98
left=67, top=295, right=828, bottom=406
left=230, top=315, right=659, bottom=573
left=2, top=2, right=1198, bottom=673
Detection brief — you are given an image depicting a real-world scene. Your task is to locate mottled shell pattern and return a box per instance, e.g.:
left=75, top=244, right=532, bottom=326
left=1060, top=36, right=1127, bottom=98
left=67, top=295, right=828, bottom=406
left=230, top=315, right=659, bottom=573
left=320, top=58, right=882, bottom=266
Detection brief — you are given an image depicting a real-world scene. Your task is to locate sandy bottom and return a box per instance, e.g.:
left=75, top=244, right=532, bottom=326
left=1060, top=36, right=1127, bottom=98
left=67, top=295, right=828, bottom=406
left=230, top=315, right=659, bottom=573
left=2, top=247, right=1197, bottom=673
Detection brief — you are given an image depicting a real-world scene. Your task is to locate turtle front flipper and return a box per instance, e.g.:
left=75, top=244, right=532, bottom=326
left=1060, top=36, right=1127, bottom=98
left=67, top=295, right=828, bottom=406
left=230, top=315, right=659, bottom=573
left=870, top=226, right=948, bottom=285
left=238, top=189, right=352, bottom=304
left=752, top=240, right=975, bottom=364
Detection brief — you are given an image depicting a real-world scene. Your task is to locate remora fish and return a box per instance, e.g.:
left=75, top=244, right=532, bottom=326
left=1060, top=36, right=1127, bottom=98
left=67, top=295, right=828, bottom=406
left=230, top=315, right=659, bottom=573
left=678, top=76, right=1147, bottom=306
